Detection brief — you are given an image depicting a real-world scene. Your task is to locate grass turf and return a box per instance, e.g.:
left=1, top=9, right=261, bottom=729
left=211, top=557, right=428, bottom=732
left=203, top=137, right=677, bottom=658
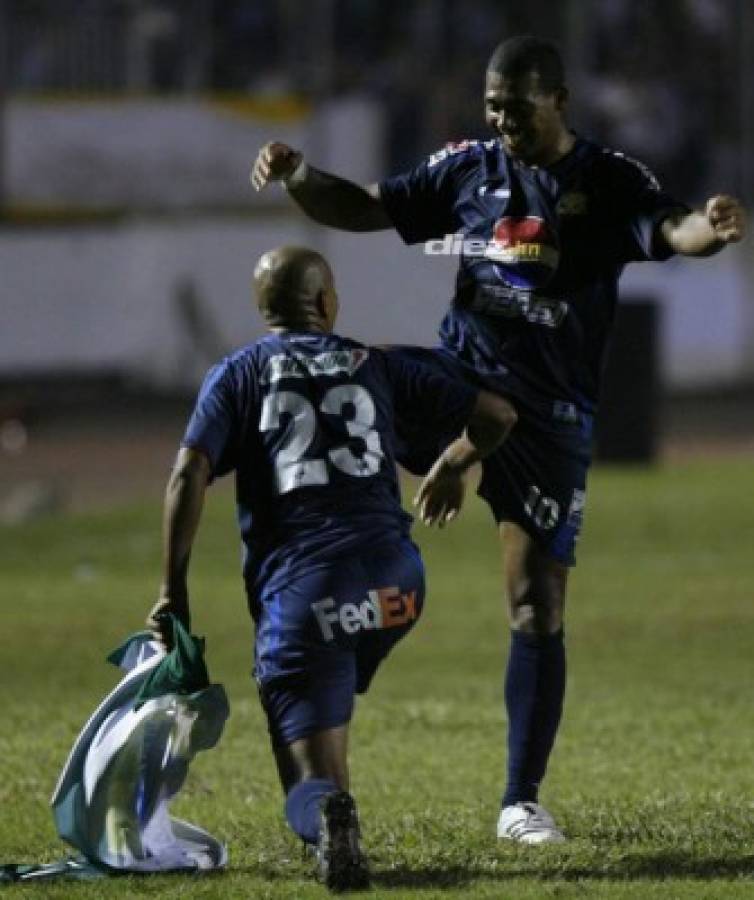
left=2, top=459, right=754, bottom=898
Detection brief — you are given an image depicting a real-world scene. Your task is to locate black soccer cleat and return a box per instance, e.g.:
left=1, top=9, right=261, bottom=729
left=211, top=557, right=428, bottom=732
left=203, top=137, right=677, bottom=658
left=316, top=790, right=370, bottom=892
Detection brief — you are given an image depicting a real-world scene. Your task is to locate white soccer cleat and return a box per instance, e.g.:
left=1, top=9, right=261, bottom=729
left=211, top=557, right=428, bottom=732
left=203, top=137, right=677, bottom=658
left=496, top=802, right=566, bottom=844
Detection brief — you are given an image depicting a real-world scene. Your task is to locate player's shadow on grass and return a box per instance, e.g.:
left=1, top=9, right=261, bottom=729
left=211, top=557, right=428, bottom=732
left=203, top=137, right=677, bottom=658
left=240, top=859, right=478, bottom=889
left=506, top=850, right=754, bottom=882
left=233, top=845, right=754, bottom=888
left=372, top=865, right=477, bottom=890
left=370, top=852, right=754, bottom=889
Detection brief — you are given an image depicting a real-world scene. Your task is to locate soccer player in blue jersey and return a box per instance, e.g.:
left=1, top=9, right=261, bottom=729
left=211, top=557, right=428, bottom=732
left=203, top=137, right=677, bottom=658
left=146, top=245, right=517, bottom=889
left=251, top=36, right=746, bottom=843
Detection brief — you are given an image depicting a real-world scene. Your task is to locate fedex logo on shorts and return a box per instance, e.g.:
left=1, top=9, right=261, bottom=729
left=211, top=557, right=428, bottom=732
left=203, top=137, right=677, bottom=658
left=311, top=587, right=418, bottom=641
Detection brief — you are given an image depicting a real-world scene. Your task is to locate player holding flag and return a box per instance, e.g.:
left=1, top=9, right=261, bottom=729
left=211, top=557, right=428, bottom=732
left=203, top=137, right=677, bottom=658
left=147, top=246, right=516, bottom=889
left=251, top=35, right=746, bottom=842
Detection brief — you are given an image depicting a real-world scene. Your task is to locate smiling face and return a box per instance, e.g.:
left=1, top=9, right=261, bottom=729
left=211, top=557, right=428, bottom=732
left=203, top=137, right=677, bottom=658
left=484, top=69, right=568, bottom=166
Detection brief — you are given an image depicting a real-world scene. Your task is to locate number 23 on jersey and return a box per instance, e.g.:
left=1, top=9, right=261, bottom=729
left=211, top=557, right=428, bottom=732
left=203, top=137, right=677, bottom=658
left=260, top=384, right=384, bottom=494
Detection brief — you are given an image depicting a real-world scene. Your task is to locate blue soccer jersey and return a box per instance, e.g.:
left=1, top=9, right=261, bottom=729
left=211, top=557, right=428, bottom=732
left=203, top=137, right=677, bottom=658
left=182, top=332, right=477, bottom=601
left=379, top=137, right=685, bottom=415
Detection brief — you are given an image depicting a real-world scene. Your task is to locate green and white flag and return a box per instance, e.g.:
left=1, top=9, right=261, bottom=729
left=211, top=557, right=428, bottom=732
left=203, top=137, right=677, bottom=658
left=2, top=617, right=229, bottom=882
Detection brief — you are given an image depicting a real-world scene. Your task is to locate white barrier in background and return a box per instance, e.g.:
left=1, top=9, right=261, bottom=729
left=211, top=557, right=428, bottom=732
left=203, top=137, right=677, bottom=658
left=7, top=96, right=383, bottom=210
left=1, top=219, right=751, bottom=390
left=5, top=94, right=751, bottom=390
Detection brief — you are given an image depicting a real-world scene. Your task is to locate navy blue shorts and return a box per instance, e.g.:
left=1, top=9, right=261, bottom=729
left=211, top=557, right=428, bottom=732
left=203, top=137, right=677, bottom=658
left=254, top=539, right=425, bottom=747
left=391, top=346, right=593, bottom=566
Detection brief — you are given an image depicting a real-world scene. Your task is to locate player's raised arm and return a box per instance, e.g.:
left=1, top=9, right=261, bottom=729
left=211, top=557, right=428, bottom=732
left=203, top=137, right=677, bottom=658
left=250, top=141, right=392, bottom=232
left=146, top=446, right=212, bottom=648
left=414, top=391, right=517, bottom=528
left=660, top=194, right=746, bottom=257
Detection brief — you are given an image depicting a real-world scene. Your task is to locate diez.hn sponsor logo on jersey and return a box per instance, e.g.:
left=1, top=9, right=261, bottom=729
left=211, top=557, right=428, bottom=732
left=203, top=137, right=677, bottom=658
left=484, top=216, right=559, bottom=269
left=424, top=216, right=558, bottom=268
left=312, top=587, right=419, bottom=641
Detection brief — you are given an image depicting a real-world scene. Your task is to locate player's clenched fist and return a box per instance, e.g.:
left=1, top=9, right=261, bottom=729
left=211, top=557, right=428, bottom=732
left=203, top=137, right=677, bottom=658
left=250, top=141, right=303, bottom=191
left=705, top=195, right=746, bottom=243
left=146, top=594, right=189, bottom=652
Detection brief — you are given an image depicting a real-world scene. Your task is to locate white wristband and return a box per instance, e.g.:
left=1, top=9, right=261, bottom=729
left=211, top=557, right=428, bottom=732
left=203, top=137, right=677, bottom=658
left=283, top=157, right=308, bottom=189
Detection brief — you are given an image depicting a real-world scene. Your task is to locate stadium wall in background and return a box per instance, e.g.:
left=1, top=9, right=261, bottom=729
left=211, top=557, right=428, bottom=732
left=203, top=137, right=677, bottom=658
left=4, top=96, right=381, bottom=211
left=2, top=97, right=753, bottom=391
left=2, top=209, right=751, bottom=391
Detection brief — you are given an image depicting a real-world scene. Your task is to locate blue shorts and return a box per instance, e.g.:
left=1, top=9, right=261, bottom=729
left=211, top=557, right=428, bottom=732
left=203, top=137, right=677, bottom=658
left=254, top=538, right=425, bottom=747
left=391, top=346, right=593, bottom=566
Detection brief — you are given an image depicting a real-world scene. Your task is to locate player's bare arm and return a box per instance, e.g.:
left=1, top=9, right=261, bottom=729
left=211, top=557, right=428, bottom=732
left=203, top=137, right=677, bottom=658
left=250, top=141, right=392, bottom=232
left=414, top=392, right=518, bottom=527
left=147, top=446, right=211, bottom=648
left=661, top=195, right=746, bottom=257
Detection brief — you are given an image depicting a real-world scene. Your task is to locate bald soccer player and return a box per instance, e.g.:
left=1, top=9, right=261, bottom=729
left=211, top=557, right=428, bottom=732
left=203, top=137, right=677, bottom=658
left=146, top=247, right=517, bottom=891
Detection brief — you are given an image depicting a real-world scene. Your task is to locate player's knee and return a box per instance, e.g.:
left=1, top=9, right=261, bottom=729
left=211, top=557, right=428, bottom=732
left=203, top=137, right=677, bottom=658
left=507, top=587, right=564, bottom=634
left=505, top=550, right=567, bottom=634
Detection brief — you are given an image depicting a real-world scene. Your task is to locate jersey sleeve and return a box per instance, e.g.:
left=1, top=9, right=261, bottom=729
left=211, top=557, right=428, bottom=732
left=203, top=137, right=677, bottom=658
left=378, top=144, right=475, bottom=244
left=380, top=347, right=479, bottom=439
left=182, top=360, right=243, bottom=479
left=604, top=151, right=689, bottom=263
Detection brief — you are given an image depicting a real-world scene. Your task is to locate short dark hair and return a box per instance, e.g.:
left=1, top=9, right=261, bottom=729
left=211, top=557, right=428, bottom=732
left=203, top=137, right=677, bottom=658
left=487, top=35, right=565, bottom=94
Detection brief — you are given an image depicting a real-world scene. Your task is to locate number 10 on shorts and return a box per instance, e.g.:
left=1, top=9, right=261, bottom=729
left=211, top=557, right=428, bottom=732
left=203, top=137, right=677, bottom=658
left=524, top=485, right=560, bottom=530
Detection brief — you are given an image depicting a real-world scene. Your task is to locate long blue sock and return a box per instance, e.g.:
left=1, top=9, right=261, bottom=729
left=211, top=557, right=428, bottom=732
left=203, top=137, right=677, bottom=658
left=502, top=628, right=566, bottom=807
left=285, top=778, right=338, bottom=844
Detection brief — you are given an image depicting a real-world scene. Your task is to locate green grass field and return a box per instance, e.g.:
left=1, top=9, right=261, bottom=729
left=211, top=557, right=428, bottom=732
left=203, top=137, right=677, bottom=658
left=2, top=459, right=754, bottom=898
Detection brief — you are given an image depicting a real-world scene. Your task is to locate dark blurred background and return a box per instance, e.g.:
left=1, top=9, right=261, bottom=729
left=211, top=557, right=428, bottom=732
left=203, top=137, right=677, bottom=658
left=3, top=0, right=753, bottom=194
left=0, top=0, right=752, bottom=519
